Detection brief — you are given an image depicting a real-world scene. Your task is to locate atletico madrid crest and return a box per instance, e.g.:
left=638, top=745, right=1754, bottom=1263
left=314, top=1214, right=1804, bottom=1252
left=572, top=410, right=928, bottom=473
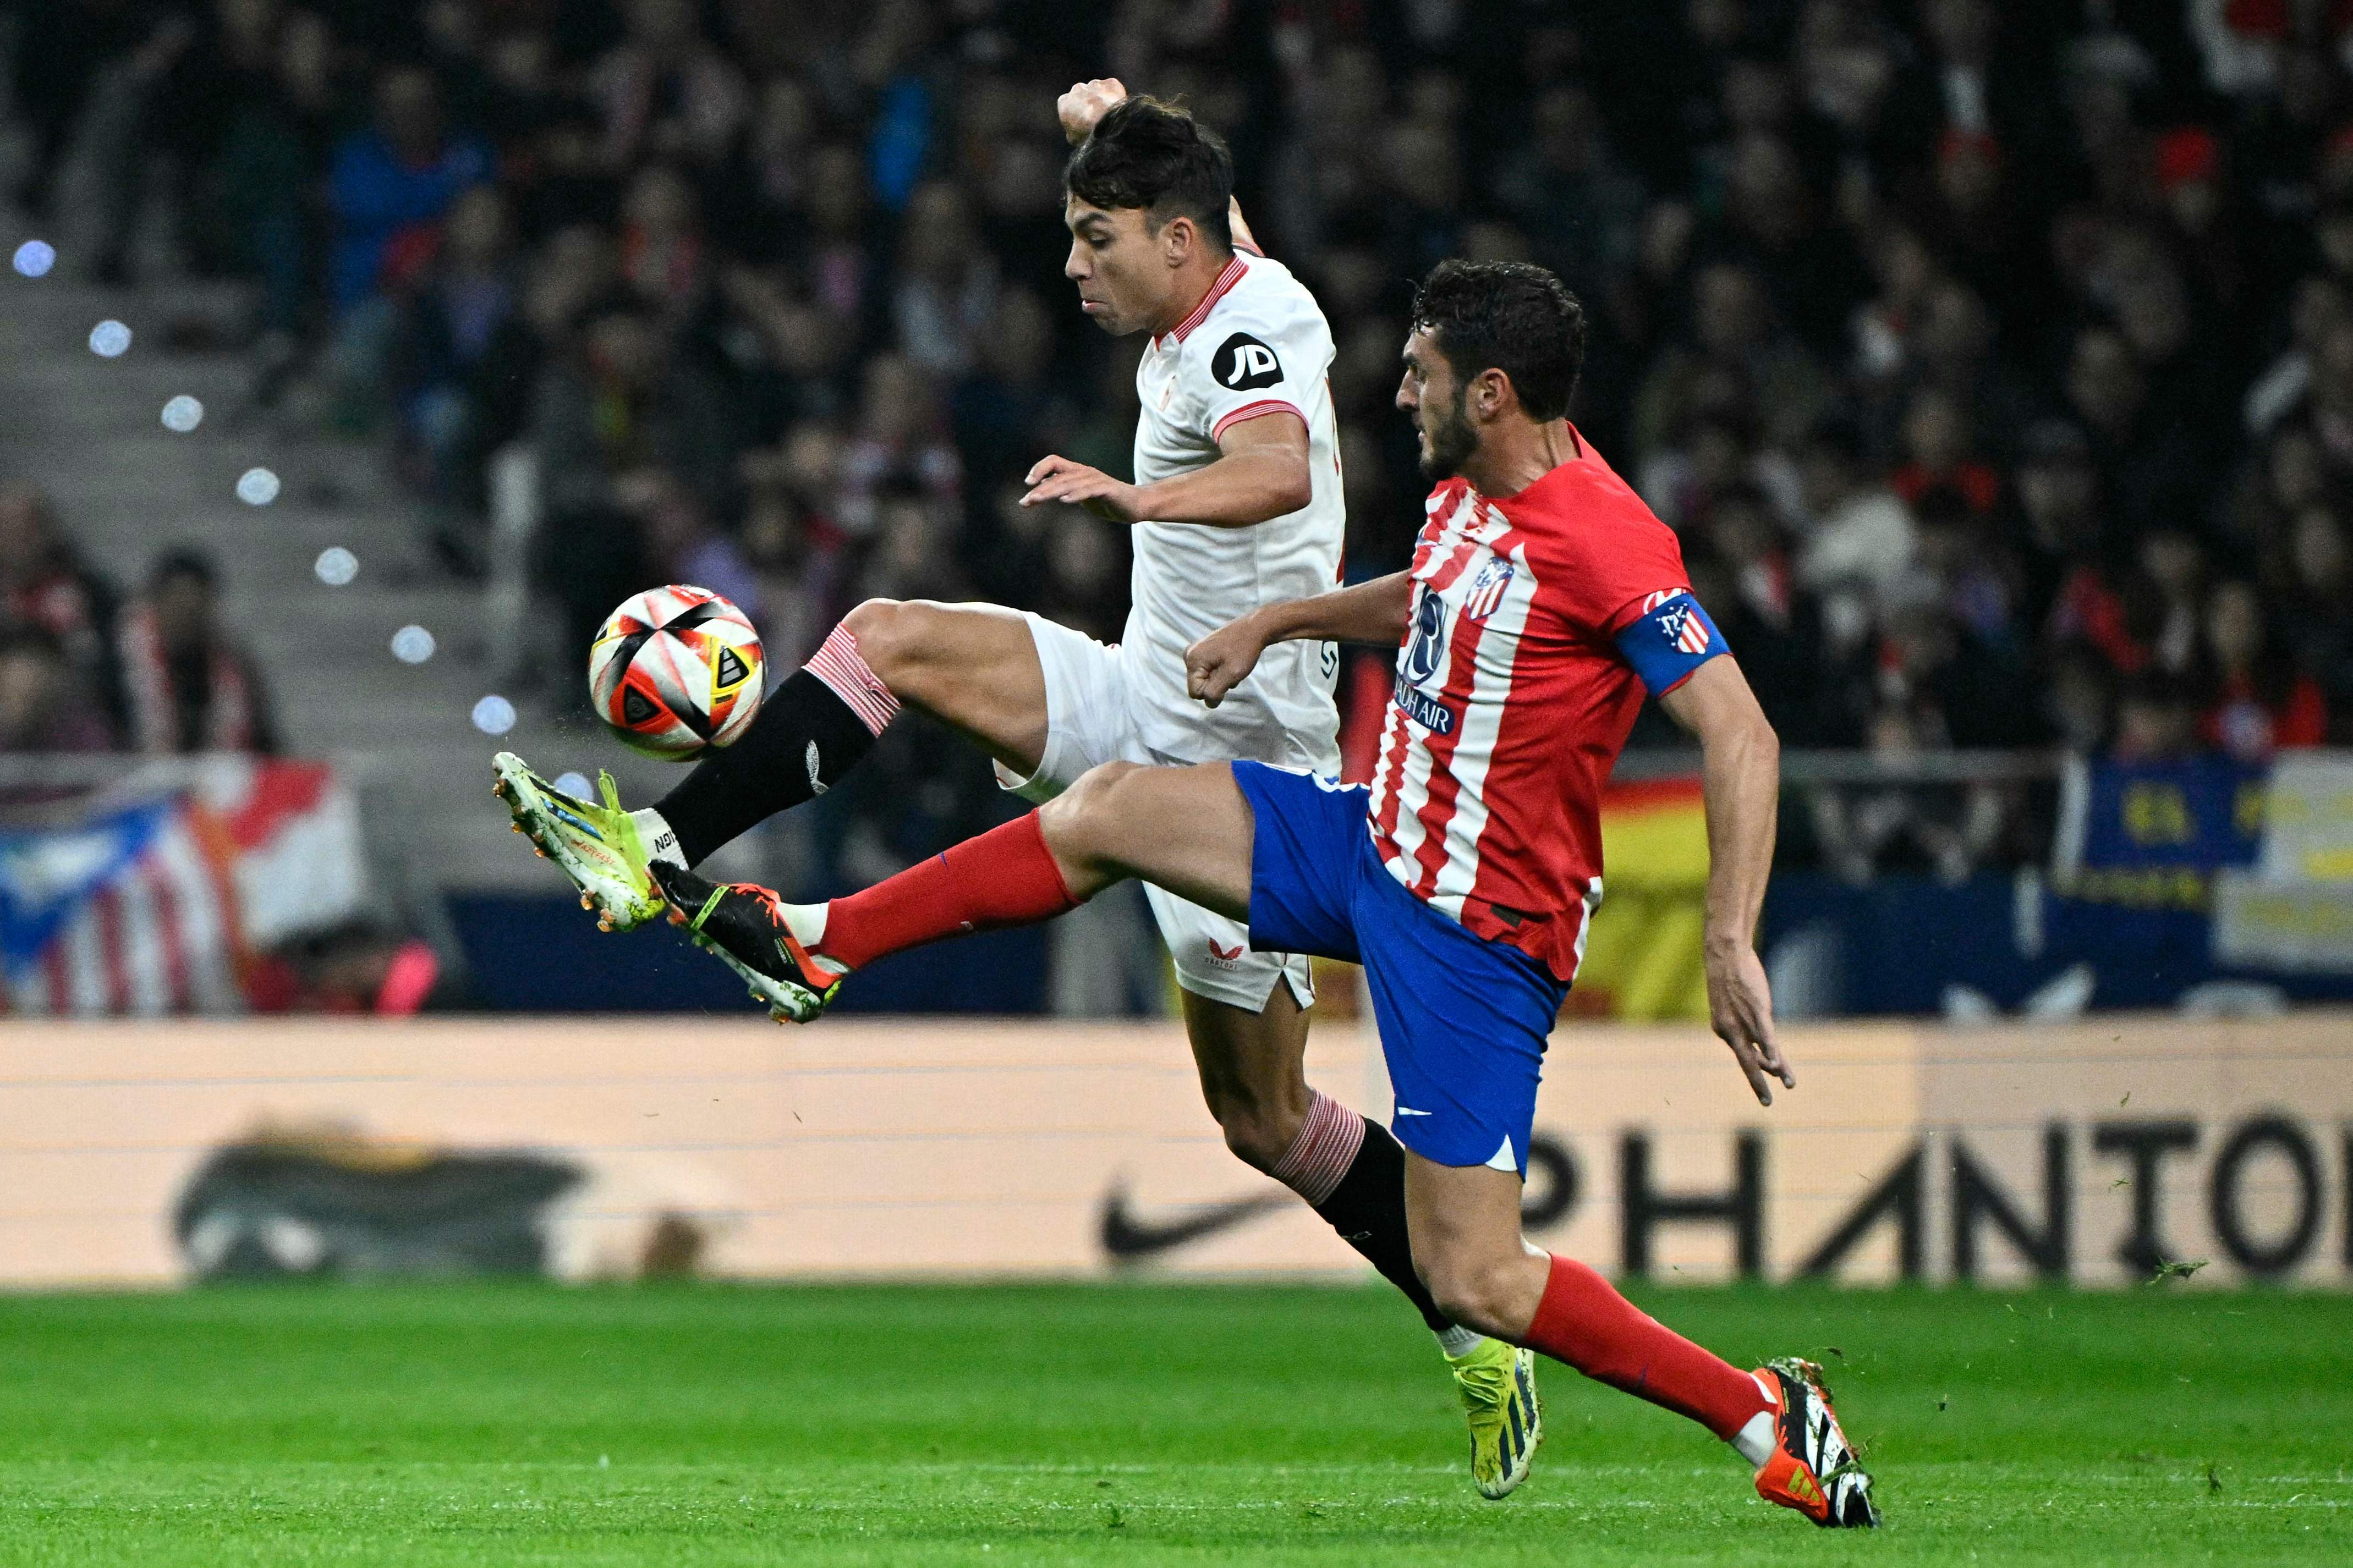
left=1649, top=592, right=1712, bottom=655
left=1461, top=555, right=1516, bottom=621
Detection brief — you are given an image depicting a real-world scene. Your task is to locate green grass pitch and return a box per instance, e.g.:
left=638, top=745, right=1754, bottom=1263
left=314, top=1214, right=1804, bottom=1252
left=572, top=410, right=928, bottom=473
left=1, top=1281, right=2346, bottom=1565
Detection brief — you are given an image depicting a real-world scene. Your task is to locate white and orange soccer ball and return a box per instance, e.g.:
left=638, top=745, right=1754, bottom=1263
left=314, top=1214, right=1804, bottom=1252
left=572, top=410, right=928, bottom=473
left=588, top=586, right=764, bottom=760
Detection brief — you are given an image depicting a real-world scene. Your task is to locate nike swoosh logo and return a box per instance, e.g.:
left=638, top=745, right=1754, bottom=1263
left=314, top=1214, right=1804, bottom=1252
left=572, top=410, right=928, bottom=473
left=1396, top=1106, right=1433, bottom=1116
left=1098, top=1183, right=1288, bottom=1263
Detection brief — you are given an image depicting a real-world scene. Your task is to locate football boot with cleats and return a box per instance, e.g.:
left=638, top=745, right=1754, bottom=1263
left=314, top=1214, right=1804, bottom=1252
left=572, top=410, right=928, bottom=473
left=652, top=863, right=844, bottom=1023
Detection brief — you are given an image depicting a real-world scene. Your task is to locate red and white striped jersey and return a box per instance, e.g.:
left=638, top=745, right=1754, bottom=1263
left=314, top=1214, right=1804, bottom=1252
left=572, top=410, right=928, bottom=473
left=1365, top=433, right=1716, bottom=983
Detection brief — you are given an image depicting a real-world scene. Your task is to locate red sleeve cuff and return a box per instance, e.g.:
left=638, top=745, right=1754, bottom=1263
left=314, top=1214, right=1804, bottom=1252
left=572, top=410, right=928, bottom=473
left=1211, top=399, right=1305, bottom=442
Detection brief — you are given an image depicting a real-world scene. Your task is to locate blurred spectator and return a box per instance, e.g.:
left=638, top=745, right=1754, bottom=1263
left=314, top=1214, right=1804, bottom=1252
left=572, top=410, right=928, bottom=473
left=1494, top=85, right=1643, bottom=309
left=619, top=469, right=760, bottom=621
left=589, top=0, right=748, bottom=175
left=117, top=548, right=280, bottom=756
left=2112, top=671, right=2209, bottom=762
left=1686, top=482, right=1829, bottom=745
left=0, top=626, right=116, bottom=755
left=328, top=65, right=492, bottom=316
left=2064, top=323, right=2207, bottom=540
left=0, top=482, right=125, bottom=732
left=391, top=184, right=530, bottom=541
left=2043, top=641, right=2116, bottom=755
left=1795, top=412, right=1917, bottom=653
left=2200, top=579, right=2327, bottom=761
left=892, top=180, right=997, bottom=377
left=530, top=295, right=734, bottom=669
left=189, top=1, right=338, bottom=340
left=250, top=920, right=470, bottom=1015
left=617, top=163, right=711, bottom=322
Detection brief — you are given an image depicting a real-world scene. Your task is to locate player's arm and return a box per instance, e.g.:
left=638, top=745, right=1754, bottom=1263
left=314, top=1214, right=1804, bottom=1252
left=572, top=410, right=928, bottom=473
left=1658, top=656, right=1794, bottom=1108
left=1022, top=410, right=1310, bottom=526
left=1185, top=571, right=1412, bottom=708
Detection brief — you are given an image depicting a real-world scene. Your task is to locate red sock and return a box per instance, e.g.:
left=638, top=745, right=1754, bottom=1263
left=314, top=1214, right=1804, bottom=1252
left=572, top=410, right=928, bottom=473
left=1520, top=1255, right=1771, bottom=1440
left=821, top=812, right=1079, bottom=970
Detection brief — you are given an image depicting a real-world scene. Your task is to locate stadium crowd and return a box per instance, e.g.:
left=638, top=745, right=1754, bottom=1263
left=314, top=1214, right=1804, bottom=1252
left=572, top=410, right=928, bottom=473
left=0, top=481, right=276, bottom=758
left=8, top=0, right=2353, bottom=880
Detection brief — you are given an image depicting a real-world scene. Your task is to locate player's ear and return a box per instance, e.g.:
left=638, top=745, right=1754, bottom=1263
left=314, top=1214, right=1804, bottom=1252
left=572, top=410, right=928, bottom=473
left=1469, top=367, right=1514, bottom=423
left=1159, top=212, right=1194, bottom=268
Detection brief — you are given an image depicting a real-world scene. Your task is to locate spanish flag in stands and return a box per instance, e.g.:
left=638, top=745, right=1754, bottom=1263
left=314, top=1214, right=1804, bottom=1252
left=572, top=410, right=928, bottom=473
left=1566, top=777, right=1711, bottom=1022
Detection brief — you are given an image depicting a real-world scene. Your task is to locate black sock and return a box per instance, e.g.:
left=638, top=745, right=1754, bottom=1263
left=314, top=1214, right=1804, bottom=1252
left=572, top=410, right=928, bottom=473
left=1314, top=1116, right=1454, bottom=1335
left=652, top=668, right=881, bottom=866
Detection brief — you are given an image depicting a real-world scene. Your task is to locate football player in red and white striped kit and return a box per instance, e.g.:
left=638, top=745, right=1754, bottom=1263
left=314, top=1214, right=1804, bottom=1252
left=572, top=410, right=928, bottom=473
left=658, top=260, right=1880, bottom=1526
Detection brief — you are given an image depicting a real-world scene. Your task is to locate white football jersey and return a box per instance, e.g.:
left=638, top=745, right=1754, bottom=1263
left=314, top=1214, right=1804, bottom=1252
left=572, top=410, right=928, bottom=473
left=1125, top=250, right=1344, bottom=771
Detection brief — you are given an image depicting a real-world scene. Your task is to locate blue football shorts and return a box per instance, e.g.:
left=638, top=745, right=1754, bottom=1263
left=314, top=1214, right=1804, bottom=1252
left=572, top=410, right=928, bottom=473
left=1230, top=761, right=1568, bottom=1175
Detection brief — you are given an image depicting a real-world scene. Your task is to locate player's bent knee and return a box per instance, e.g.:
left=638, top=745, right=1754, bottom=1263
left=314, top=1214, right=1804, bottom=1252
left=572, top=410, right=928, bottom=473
left=1038, top=761, right=1145, bottom=867
left=1420, top=1253, right=1522, bottom=1340
left=1211, top=1103, right=1289, bottom=1173
left=840, top=598, right=914, bottom=679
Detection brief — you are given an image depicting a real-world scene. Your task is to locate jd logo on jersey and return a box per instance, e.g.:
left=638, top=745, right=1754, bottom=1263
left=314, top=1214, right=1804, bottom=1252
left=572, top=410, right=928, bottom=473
left=1211, top=332, right=1284, bottom=390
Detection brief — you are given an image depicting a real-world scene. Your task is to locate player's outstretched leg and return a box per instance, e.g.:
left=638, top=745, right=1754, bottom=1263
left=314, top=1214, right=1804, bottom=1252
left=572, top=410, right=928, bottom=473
left=654, top=761, right=1250, bottom=1021
left=1405, top=1157, right=1880, bottom=1527
left=500, top=602, right=1045, bottom=927
left=649, top=602, right=1046, bottom=866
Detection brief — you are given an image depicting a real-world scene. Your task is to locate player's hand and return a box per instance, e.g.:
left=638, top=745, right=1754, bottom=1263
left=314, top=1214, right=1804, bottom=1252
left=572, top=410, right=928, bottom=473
left=1022, top=455, right=1141, bottom=522
left=1705, top=939, right=1793, bottom=1107
left=1186, top=612, right=1270, bottom=708
left=1058, top=78, right=1127, bottom=144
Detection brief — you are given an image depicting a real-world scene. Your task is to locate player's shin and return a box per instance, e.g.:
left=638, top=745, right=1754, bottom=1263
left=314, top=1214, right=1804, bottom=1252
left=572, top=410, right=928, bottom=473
left=818, top=811, right=1082, bottom=971
left=1274, top=1094, right=1461, bottom=1340
left=648, top=625, right=901, bottom=866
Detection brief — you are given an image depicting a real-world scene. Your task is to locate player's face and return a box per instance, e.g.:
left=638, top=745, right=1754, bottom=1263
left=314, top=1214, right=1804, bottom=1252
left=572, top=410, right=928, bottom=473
left=1398, top=330, right=1477, bottom=480
left=1063, top=197, right=1169, bottom=335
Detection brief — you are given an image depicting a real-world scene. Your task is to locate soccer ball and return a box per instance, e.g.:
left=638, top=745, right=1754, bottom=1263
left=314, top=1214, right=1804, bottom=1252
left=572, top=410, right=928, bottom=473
left=588, top=586, right=765, bottom=760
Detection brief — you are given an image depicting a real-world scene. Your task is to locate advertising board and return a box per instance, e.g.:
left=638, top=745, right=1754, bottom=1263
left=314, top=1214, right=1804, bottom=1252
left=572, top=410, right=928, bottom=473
left=0, top=1014, right=2344, bottom=1288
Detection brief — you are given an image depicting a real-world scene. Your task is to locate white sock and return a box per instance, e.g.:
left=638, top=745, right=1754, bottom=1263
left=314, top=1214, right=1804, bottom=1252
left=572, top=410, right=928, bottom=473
left=1436, top=1325, right=1484, bottom=1359
left=632, top=808, right=687, bottom=868
left=796, top=901, right=838, bottom=963
left=1730, top=1372, right=1779, bottom=1468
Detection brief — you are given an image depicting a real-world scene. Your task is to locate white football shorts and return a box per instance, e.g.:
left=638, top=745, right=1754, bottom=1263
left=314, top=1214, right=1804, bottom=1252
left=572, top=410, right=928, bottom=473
left=992, top=612, right=1315, bottom=1014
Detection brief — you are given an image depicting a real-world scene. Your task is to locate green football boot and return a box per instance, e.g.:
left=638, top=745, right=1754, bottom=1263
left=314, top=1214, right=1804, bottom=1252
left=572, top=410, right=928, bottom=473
left=1451, top=1338, right=1543, bottom=1499
left=491, top=752, right=667, bottom=932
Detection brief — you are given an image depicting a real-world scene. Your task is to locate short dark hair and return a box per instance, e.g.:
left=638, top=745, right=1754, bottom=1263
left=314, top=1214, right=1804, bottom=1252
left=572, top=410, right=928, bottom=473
left=1065, top=96, right=1233, bottom=252
left=1408, top=260, right=1586, bottom=421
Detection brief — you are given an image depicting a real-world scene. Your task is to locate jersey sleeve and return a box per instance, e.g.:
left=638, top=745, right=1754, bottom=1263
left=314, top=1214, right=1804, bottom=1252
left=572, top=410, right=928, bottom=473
left=1539, top=482, right=1730, bottom=697
left=1182, top=273, right=1331, bottom=445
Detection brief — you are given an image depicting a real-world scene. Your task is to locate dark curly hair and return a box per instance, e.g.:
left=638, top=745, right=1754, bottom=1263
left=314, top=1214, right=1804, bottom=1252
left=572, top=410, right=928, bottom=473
left=1065, top=96, right=1233, bottom=252
left=1409, top=260, right=1588, bottom=421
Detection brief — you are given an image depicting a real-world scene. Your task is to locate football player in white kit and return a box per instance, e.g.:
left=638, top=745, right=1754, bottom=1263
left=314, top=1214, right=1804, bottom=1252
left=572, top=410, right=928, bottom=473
left=491, top=82, right=1543, bottom=1497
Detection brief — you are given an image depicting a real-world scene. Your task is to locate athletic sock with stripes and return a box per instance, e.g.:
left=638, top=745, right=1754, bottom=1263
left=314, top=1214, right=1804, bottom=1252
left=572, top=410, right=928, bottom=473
left=652, top=625, right=900, bottom=866
left=1275, top=1094, right=1457, bottom=1336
